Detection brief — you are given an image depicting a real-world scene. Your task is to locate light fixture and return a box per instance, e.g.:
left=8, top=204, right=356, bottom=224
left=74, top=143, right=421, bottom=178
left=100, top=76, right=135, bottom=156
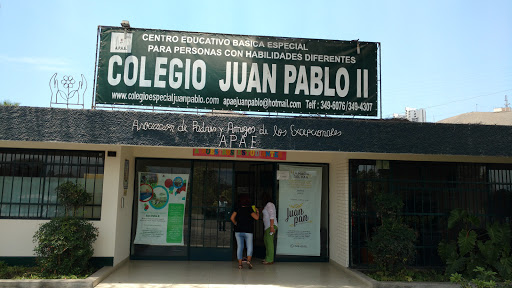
left=121, top=20, right=130, bottom=28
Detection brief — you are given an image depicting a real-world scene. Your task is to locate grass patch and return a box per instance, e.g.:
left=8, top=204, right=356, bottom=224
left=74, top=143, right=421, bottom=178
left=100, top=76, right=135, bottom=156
left=0, top=261, right=94, bottom=279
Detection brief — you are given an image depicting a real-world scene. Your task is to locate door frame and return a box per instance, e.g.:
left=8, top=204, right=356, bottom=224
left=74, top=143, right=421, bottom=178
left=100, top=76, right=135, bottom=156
left=130, top=158, right=329, bottom=262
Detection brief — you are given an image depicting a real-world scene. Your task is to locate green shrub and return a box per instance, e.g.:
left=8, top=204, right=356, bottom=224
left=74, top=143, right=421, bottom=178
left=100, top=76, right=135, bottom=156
left=438, top=209, right=512, bottom=281
left=0, top=261, right=91, bottom=279
left=55, top=181, right=91, bottom=216
left=0, top=261, right=10, bottom=278
left=367, top=191, right=417, bottom=274
left=368, top=219, right=417, bottom=273
left=33, top=217, right=98, bottom=276
left=0, top=261, right=34, bottom=279
left=32, top=181, right=98, bottom=276
left=450, top=267, right=506, bottom=288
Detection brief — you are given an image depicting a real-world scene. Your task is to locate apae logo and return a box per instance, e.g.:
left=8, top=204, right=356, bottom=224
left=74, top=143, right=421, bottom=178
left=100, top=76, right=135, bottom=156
left=110, top=32, right=133, bottom=53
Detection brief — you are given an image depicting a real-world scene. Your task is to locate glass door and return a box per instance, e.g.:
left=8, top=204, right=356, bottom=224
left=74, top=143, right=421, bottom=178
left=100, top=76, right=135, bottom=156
left=131, top=159, right=328, bottom=262
left=131, top=159, right=192, bottom=260
left=234, top=162, right=275, bottom=259
left=189, top=160, right=234, bottom=260
left=131, top=158, right=234, bottom=260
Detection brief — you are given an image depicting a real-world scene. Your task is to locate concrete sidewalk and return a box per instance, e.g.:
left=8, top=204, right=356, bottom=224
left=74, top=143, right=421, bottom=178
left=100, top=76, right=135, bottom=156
left=0, top=260, right=459, bottom=288
left=95, top=260, right=372, bottom=288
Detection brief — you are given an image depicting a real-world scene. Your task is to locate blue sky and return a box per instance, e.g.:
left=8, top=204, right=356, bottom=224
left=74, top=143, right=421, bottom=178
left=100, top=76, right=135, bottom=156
left=0, top=0, right=511, bottom=121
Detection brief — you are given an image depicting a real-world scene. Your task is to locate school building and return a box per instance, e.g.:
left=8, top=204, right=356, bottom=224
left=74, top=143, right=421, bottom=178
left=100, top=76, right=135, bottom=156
left=0, top=105, right=511, bottom=269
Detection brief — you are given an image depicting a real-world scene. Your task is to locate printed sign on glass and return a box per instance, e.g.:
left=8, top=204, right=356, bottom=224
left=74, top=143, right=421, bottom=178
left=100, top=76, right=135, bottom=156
left=134, top=172, right=189, bottom=246
left=276, top=165, right=322, bottom=256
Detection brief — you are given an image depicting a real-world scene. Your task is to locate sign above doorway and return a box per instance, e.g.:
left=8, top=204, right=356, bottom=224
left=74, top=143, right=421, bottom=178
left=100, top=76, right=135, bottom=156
left=94, top=26, right=378, bottom=116
left=193, top=148, right=286, bottom=160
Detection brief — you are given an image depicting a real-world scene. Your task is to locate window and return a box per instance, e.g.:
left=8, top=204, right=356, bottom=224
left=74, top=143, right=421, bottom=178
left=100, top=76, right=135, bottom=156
left=350, top=160, right=512, bottom=267
left=0, top=148, right=104, bottom=220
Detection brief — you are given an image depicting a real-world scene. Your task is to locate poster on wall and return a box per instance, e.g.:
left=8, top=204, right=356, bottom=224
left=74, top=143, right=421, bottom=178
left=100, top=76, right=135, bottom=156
left=276, top=165, right=322, bottom=256
left=134, top=172, right=189, bottom=245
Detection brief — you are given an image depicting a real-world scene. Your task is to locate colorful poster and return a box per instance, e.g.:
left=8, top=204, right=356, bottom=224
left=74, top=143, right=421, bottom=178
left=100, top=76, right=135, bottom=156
left=276, top=165, right=322, bottom=256
left=134, top=172, right=188, bottom=245
left=236, top=150, right=287, bottom=160
left=193, top=148, right=235, bottom=157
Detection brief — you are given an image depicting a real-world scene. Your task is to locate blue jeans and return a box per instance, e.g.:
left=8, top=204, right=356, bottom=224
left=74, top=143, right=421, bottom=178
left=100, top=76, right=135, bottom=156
left=234, top=232, right=253, bottom=260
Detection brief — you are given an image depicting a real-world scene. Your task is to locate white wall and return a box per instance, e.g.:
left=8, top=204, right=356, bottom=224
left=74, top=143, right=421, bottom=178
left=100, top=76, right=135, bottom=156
left=0, top=141, right=120, bottom=261
left=112, top=146, right=135, bottom=266
left=328, top=155, right=350, bottom=267
left=94, top=146, right=122, bottom=258
left=0, top=220, right=46, bottom=256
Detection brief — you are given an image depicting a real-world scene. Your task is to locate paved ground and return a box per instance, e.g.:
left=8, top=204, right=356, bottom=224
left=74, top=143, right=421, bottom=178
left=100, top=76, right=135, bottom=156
left=95, top=260, right=372, bottom=288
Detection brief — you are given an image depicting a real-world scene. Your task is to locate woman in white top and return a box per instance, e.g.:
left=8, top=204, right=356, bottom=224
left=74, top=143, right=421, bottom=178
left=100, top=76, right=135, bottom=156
left=261, top=193, right=278, bottom=264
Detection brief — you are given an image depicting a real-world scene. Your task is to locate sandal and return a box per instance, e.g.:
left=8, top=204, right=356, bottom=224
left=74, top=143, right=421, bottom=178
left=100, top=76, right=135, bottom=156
left=238, top=264, right=243, bottom=269
left=262, top=261, right=274, bottom=265
left=247, top=261, right=253, bottom=269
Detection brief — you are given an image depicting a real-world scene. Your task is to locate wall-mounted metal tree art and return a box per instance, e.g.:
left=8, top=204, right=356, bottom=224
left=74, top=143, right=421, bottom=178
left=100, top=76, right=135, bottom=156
left=49, top=73, right=86, bottom=109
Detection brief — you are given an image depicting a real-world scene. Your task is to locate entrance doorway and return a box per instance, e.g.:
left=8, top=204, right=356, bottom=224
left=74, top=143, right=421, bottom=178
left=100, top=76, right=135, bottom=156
left=130, top=158, right=329, bottom=261
left=233, top=162, right=274, bottom=259
left=189, top=160, right=233, bottom=260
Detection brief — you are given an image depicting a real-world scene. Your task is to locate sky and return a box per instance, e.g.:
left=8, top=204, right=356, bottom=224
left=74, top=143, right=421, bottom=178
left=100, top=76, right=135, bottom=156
left=0, top=0, right=511, bottom=122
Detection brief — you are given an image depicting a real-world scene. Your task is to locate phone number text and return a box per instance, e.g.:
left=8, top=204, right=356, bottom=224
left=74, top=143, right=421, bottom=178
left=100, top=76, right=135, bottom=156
left=305, top=100, right=374, bottom=112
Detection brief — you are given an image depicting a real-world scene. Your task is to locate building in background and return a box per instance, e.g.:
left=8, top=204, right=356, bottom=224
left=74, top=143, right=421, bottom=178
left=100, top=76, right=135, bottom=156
left=393, top=107, right=427, bottom=123
left=438, top=99, right=512, bottom=126
left=438, top=110, right=512, bottom=126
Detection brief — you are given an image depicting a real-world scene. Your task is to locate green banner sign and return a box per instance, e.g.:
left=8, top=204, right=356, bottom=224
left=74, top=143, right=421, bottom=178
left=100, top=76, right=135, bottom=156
left=95, top=26, right=378, bottom=116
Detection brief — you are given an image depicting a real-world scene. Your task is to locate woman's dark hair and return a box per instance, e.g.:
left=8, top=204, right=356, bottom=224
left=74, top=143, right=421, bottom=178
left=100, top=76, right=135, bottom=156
left=239, top=193, right=250, bottom=206
left=262, top=193, right=273, bottom=205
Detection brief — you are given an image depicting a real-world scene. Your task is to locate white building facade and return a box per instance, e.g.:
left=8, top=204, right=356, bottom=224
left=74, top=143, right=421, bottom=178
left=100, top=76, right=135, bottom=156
left=0, top=106, right=511, bottom=269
